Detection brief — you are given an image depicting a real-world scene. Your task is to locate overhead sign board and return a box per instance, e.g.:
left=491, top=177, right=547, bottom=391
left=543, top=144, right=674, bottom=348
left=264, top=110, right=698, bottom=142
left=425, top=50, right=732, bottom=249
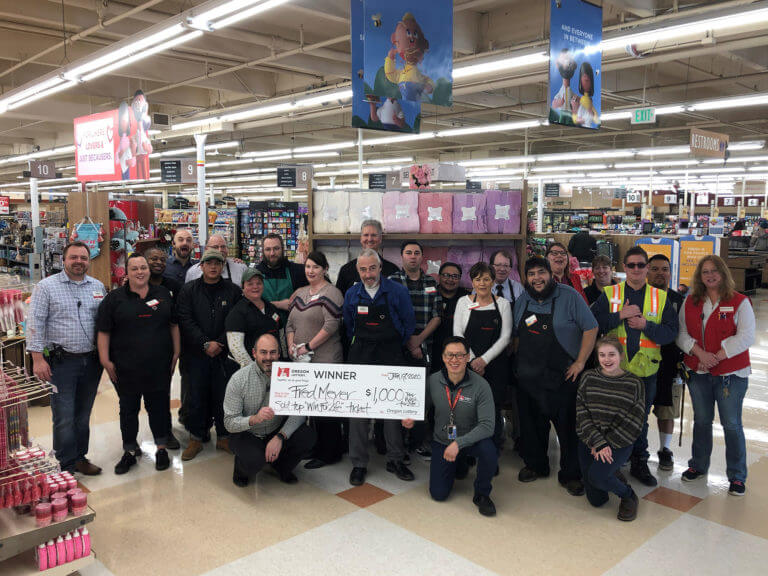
left=466, top=180, right=482, bottom=190
left=160, top=159, right=197, bottom=184
left=28, top=160, right=56, bottom=179
left=277, top=165, right=313, bottom=189
left=690, top=128, right=729, bottom=159
left=368, top=173, right=388, bottom=189
left=631, top=107, right=656, bottom=125
left=544, top=183, right=560, bottom=197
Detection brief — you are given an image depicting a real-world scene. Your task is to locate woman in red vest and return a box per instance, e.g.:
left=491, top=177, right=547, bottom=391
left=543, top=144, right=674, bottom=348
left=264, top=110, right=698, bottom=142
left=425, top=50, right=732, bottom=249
left=677, top=255, right=755, bottom=496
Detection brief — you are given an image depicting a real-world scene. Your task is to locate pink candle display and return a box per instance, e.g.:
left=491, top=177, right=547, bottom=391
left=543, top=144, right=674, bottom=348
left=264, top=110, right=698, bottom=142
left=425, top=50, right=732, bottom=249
left=50, top=491, right=67, bottom=502
left=70, top=492, right=87, bottom=516
left=34, top=502, right=52, bottom=527
left=51, top=498, right=68, bottom=522
left=66, top=478, right=77, bottom=491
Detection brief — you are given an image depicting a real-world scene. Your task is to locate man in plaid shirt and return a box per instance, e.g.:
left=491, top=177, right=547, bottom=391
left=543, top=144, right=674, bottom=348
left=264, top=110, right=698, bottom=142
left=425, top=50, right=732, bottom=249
left=390, top=240, right=442, bottom=459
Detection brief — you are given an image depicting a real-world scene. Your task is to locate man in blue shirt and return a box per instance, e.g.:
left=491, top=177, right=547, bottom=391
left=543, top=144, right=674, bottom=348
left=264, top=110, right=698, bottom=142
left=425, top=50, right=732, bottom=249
left=343, top=249, right=416, bottom=486
left=27, top=242, right=106, bottom=475
left=164, top=229, right=198, bottom=285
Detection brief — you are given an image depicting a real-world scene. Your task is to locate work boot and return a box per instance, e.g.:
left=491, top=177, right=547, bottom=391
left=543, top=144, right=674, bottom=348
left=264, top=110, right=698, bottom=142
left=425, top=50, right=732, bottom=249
left=630, top=458, right=657, bottom=487
left=618, top=489, right=639, bottom=522
left=182, top=440, right=203, bottom=461
left=216, top=437, right=233, bottom=454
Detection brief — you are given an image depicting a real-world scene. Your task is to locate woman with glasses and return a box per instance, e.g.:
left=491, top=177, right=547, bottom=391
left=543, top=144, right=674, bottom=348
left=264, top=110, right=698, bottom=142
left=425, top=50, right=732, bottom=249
left=546, top=242, right=588, bottom=302
left=453, top=262, right=512, bottom=453
left=431, top=262, right=469, bottom=374
left=677, top=255, right=755, bottom=496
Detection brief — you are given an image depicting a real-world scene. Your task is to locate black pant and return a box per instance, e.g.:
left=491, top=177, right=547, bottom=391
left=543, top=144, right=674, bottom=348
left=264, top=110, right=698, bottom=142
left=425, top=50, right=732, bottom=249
left=517, top=383, right=581, bottom=483
left=116, top=388, right=170, bottom=452
left=229, top=426, right=316, bottom=477
left=185, top=355, right=236, bottom=440
left=430, top=438, right=497, bottom=500
left=309, top=417, right=344, bottom=464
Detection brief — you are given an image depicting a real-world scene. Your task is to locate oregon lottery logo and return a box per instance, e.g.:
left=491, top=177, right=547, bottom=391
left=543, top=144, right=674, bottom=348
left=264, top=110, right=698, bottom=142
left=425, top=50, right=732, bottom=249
left=277, top=367, right=291, bottom=378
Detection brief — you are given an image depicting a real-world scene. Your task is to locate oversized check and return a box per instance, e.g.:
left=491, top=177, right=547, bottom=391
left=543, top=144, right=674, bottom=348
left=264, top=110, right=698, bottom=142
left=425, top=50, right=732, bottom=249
left=270, top=362, right=425, bottom=420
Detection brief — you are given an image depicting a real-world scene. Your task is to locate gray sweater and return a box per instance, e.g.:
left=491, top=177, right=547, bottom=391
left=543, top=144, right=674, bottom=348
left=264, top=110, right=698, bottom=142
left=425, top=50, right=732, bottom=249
left=223, top=362, right=306, bottom=438
left=427, top=369, right=495, bottom=449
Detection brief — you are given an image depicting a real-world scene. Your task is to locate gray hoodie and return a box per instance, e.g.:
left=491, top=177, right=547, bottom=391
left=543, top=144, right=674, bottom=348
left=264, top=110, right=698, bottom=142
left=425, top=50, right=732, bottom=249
left=427, top=368, right=495, bottom=449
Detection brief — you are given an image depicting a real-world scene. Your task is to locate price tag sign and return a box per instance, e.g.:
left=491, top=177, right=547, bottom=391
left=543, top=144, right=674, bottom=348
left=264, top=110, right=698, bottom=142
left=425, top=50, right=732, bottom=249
left=368, top=173, right=387, bottom=189
left=28, top=160, right=56, bottom=179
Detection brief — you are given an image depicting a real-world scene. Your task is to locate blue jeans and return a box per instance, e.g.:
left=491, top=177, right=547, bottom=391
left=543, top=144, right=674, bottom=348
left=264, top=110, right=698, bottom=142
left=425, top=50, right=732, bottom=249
left=429, top=438, right=498, bottom=501
left=631, top=374, right=657, bottom=463
left=687, top=373, right=748, bottom=482
left=50, top=354, right=102, bottom=472
left=578, top=442, right=633, bottom=507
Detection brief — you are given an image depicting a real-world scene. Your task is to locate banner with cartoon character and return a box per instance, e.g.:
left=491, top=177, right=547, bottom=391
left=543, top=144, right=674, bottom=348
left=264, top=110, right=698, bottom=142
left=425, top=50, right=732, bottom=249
left=548, top=0, right=602, bottom=130
left=76, top=90, right=152, bottom=182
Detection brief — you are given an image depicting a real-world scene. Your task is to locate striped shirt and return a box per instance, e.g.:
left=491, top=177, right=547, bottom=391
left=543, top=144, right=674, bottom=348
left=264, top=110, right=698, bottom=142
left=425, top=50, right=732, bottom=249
left=576, top=368, right=646, bottom=451
left=388, top=269, right=441, bottom=345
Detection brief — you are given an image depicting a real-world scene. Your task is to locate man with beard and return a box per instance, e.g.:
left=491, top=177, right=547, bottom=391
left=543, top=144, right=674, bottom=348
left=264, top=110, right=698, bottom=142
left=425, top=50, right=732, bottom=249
left=513, top=256, right=598, bottom=496
left=223, top=333, right=316, bottom=487
left=185, top=234, right=247, bottom=288
left=145, top=246, right=182, bottom=450
left=431, top=262, right=469, bottom=374
left=584, top=255, right=616, bottom=306
left=591, top=246, right=678, bottom=487
left=164, top=229, right=197, bottom=285
left=646, top=254, right=684, bottom=472
left=27, top=242, right=106, bottom=475
left=255, top=233, right=308, bottom=322
left=336, top=220, right=399, bottom=295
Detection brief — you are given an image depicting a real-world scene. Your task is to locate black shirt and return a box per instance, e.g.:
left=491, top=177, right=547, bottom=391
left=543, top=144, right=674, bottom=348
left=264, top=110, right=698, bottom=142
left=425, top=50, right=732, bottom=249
left=164, top=255, right=197, bottom=285
left=96, top=284, right=176, bottom=391
left=584, top=279, right=616, bottom=306
left=255, top=260, right=308, bottom=288
left=430, top=287, right=470, bottom=373
left=225, top=297, right=282, bottom=359
left=152, top=276, right=182, bottom=304
left=336, top=257, right=400, bottom=295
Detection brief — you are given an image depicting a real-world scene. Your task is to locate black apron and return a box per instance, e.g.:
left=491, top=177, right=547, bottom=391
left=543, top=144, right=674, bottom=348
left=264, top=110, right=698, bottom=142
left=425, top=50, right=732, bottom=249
left=515, top=296, right=573, bottom=394
left=464, top=295, right=506, bottom=405
left=348, top=292, right=405, bottom=366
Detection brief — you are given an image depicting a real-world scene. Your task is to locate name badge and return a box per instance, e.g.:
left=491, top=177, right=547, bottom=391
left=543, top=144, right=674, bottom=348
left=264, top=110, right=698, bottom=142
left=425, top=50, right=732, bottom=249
left=146, top=299, right=159, bottom=308
left=646, top=312, right=658, bottom=318
left=468, top=302, right=480, bottom=310
left=272, top=313, right=280, bottom=323
left=358, top=306, right=369, bottom=315
left=720, top=306, right=734, bottom=313
left=93, top=291, right=104, bottom=300
left=309, top=294, right=320, bottom=302
left=425, top=286, right=436, bottom=294
left=525, top=314, right=537, bottom=327
left=221, top=301, right=227, bottom=307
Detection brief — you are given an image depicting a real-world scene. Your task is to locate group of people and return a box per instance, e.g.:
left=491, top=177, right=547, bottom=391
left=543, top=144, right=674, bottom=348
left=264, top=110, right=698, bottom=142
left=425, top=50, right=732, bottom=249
left=27, top=218, right=755, bottom=521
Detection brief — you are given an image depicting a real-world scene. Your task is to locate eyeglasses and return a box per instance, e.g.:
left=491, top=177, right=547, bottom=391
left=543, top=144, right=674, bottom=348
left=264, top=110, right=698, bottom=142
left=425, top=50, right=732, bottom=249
left=492, top=263, right=511, bottom=269
left=443, top=352, right=468, bottom=360
left=440, top=273, right=461, bottom=280
left=625, top=262, right=647, bottom=269
left=548, top=250, right=567, bottom=256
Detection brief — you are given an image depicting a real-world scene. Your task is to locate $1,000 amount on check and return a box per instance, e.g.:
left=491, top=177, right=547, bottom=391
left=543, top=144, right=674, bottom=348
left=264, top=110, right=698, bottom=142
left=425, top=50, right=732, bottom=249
left=269, top=362, right=426, bottom=420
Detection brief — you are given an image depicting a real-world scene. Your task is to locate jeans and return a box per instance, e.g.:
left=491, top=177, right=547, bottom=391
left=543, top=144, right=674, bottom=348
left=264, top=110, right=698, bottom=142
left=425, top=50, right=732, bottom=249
left=116, top=388, right=170, bottom=451
left=430, top=438, right=498, bottom=500
left=49, top=354, right=102, bottom=472
left=184, top=354, right=236, bottom=441
left=229, top=426, right=316, bottom=478
left=687, top=373, right=748, bottom=482
left=577, top=442, right=633, bottom=507
left=631, top=374, right=657, bottom=463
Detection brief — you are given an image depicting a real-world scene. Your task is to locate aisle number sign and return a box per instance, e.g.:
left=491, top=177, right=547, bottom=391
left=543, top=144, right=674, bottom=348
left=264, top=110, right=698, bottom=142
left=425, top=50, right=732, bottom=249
left=631, top=107, right=656, bottom=125
left=277, top=165, right=313, bottom=189
left=160, top=159, right=197, bottom=184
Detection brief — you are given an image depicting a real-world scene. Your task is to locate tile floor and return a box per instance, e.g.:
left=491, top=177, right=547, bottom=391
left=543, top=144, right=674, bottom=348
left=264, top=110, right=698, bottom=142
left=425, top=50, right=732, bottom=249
left=23, top=290, right=768, bottom=576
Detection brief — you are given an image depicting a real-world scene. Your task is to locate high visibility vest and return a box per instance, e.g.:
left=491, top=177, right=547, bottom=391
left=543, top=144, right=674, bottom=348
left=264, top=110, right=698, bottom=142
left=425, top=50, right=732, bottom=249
left=604, top=282, right=667, bottom=377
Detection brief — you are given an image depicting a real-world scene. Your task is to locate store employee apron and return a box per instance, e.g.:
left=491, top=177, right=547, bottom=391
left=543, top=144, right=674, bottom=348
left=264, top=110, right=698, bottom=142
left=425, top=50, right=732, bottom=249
left=464, top=295, right=505, bottom=405
left=263, top=266, right=293, bottom=324
left=348, top=295, right=405, bottom=366
left=515, top=297, right=573, bottom=400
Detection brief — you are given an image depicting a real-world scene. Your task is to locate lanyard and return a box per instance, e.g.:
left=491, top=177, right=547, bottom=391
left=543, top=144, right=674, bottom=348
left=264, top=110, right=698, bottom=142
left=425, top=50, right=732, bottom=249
left=445, top=386, right=462, bottom=421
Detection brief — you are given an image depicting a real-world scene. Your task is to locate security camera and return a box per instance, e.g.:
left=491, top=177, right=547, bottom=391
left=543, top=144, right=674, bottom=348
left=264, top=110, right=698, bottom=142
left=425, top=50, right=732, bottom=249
left=32, top=145, right=41, bottom=152
left=161, top=139, right=168, bottom=145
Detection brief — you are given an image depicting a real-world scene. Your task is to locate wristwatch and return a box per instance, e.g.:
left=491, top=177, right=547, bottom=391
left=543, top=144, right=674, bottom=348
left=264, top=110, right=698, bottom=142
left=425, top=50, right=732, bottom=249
left=305, top=342, right=312, bottom=352
left=203, top=341, right=211, bottom=351
left=277, top=431, right=287, bottom=442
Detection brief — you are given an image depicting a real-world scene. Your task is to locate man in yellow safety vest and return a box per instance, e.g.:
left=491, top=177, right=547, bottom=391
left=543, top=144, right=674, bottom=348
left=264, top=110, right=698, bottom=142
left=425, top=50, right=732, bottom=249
left=591, top=246, right=678, bottom=487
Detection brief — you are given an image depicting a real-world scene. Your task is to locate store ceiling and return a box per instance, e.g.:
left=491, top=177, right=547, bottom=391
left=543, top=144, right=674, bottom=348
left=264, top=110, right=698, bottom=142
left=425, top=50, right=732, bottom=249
left=0, top=0, right=767, bottom=194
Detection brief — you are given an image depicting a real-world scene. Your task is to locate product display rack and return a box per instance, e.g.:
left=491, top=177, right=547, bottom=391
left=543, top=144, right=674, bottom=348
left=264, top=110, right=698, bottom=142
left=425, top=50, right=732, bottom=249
left=238, top=201, right=306, bottom=266
left=154, top=208, right=238, bottom=258
left=0, top=506, right=95, bottom=563
left=0, top=549, right=95, bottom=575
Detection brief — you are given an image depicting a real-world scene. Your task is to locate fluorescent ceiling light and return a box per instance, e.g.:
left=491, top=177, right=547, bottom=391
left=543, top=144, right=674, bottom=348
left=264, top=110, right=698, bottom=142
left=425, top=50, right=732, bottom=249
left=150, top=140, right=238, bottom=158
left=0, top=76, right=66, bottom=110
left=438, top=119, right=543, bottom=138
left=689, top=94, right=768, bottom=111
left=292, top=152, right=341, bottom=159
left=613, top=160, right=697, bottom=169
left=188, top=0, right=268, bottom=29
left=541, top=150, right=635, bottom=162
left=242, top=149, right=292, bottom=158
left=294, top=141, right=355, bottom=154
left=365, top=133, right=436, bottom=146
left=601, top=111, right=633, bottom=121
left=6, top=81, right=77, bottom=111
left=82, top=31, right=203, bottom=82
left=367, top=156, right=413, bottom=165
left=532, top=163, right=608, bottom=172
left=209, top=0, right=291, bottom=30
left=453, top=52, right=549, bottom=79
left=730, top=141, right=765, bottom=151
left=703, top=155, right=768, bottom=164
left=220, top=88, right=353, bottom=123
left=636, top=146, right=691, bottom=156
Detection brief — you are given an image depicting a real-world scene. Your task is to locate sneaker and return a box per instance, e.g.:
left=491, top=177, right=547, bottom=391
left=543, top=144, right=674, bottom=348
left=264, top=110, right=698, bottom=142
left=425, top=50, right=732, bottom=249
left=657, top=448, right=674, bottom=471
left=473, top=493, right=497, bottom=517
left=182, top=440, right=203, bottom=461
left=518, top=466, right=546, bottom=483
left=386, top=460, right=415, bottom=481
left=349, top=467, right=367, bottom=486
left=618, top=489, right=639, bottom=521
left=278, top=470, right=299, bottom=484
left=303, top=458, right=327, bottom=470
left=133, top=447, right=143, bottom=457
left=402, top=453, right=411, bottom=465
left=681, top=467, right=706, bottom=482
left=415, top=447, right=432, bottom=461
left=166, top=434, right=181, bottom=450
left=155, top=448, right=170, bottom=471
left=114, top=452, right=137, bottom=475
left=561, top=479, right=585, bottom=496
left=630, top=460, right=658, bottom=487
left=728, top=480, right=746, bottom=496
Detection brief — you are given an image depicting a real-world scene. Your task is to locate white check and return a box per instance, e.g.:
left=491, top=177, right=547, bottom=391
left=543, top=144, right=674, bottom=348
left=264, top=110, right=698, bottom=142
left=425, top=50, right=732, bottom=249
left=270, top=362, right=426, bottom=420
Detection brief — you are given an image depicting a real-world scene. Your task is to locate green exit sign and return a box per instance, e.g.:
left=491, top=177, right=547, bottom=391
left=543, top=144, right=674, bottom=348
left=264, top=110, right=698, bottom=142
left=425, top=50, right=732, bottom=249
left=631, top=107, right=656, bottom=125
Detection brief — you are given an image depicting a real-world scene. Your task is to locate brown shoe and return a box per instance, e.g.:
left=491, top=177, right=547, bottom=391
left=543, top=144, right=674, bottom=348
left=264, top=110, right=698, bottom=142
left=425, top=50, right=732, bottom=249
left=75, top=459, right=102, bottom=476
left=618, top=489, right=639, bottom=522
left=182, top=440, right=204, bottom=461
left=216, top=438, right=233, bottom=454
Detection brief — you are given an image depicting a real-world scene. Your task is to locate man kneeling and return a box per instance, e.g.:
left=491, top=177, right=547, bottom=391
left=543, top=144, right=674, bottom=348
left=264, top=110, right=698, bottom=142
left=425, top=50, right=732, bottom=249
left=223, top=333, right=316, bottom=486
left=404, top=336, right=498, bottom=516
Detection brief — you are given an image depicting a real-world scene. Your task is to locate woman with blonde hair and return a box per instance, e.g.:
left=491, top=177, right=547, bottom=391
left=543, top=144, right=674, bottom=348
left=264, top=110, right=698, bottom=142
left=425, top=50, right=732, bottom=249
left=677, top=255, right=755, bottom=496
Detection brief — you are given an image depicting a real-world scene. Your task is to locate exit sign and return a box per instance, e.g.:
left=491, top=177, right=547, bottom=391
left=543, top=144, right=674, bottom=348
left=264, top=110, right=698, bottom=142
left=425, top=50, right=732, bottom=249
left=631, top=107, right=656, bottom=125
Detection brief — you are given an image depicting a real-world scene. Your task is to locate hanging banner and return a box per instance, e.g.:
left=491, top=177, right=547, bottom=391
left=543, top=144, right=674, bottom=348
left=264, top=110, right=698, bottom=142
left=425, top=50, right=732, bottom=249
left=690, top=128, right=728, bottom=159
left=0, top=196, right=9, bottom=215
left=548, top=0, right=602, bottom=129
left=75, top=90, right=152, bottom=182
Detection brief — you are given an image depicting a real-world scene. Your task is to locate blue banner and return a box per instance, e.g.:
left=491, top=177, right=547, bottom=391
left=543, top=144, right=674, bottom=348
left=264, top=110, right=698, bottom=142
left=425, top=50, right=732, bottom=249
left=548, top=0, right=602, bottom=130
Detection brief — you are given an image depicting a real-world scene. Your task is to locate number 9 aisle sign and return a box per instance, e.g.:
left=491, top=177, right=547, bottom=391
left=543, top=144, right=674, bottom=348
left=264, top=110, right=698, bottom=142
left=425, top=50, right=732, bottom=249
left=270, top=362, right=425, bottom=420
